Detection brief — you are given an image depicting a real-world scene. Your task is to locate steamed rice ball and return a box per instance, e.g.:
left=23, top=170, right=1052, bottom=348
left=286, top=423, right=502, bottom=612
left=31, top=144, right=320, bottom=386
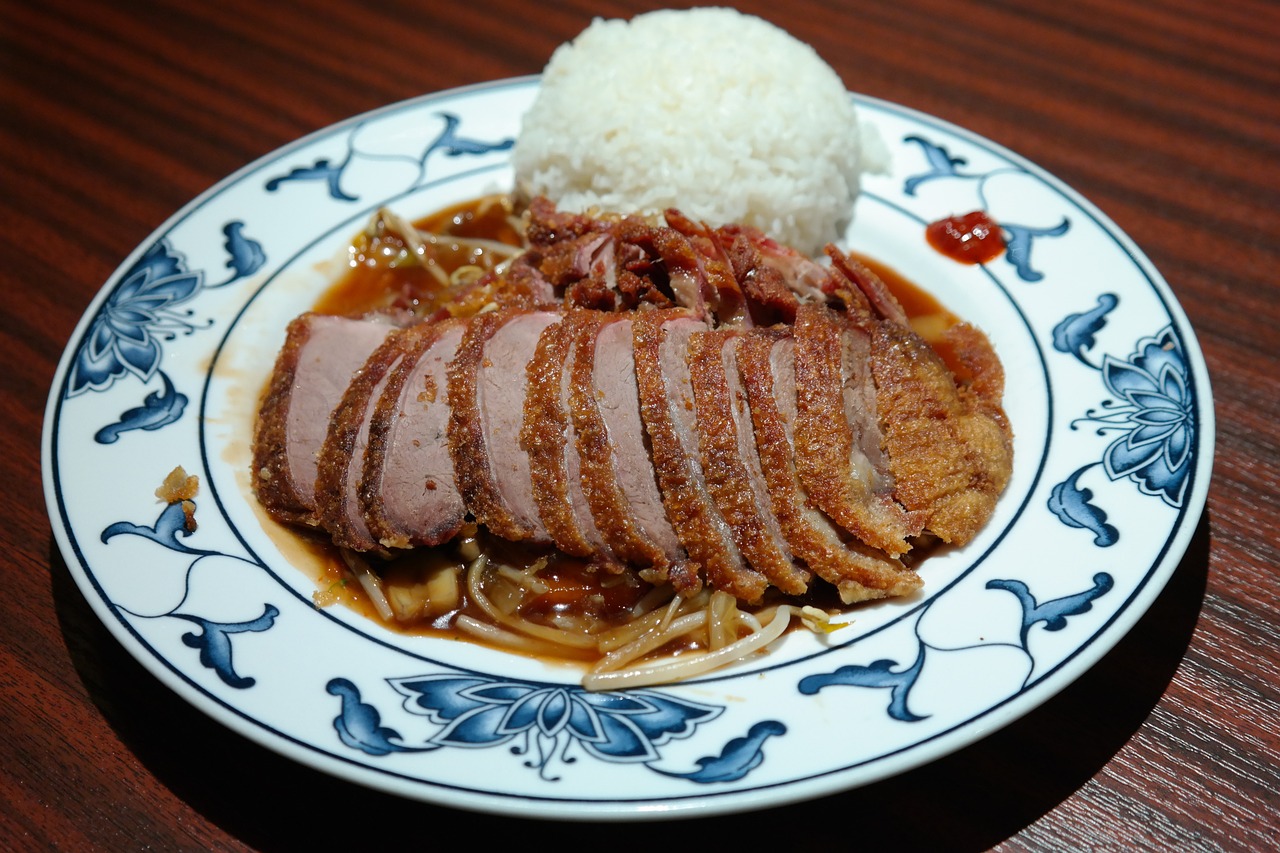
left=512, top=7, right=878, bottom=258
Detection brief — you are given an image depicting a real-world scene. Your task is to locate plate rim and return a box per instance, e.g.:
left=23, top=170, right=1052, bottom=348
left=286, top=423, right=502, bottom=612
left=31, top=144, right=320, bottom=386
left=41, top=75, right=1215, bottom=821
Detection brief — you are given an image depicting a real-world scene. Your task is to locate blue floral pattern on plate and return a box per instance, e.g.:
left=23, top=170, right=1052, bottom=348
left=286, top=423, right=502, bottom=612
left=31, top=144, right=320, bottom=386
left=43, top=80, right=1212, bottom=819
left=1047, top=299, right=1197, bottom=545
left=331, top=674, right=778, bottom=782
left=67, top=226, right=266, bottom=443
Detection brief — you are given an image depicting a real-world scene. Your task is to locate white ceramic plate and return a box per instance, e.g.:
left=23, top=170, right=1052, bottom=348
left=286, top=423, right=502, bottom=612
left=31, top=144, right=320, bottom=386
left=42, top=78, right=1213, bottom=820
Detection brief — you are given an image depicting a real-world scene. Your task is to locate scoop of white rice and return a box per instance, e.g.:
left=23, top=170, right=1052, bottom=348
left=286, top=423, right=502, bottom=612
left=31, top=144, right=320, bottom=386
left=512, top=8, right=877, bottom=257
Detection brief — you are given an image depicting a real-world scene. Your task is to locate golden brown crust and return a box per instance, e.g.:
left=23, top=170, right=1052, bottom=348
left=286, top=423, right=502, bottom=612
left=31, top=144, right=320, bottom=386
left=634, top=309, right=766, bottom=602
left=943, top=321, right=1011, bottom=435
left=793, top=303, right=914, bottom=556
left=251, top=313, right=320, bottom=527
left=689, top=329, right=806, bottom=595
left=567, top=311, right=681, bottom=581
left=446, top=309, right=537, bottom=541
left=737, top=329, right=920, bottom=601
left=872, top=320, right=1013, bottom=545
left=521, top=315, right=599, bottom=557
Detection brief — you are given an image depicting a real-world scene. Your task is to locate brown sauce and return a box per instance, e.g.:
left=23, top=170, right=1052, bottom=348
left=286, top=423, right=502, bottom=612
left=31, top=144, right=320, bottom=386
left=313, top=195, right=523, bottom=319
left=318, top=197, right=961, bottom=331
left=306, top=197, right=960, bottom=648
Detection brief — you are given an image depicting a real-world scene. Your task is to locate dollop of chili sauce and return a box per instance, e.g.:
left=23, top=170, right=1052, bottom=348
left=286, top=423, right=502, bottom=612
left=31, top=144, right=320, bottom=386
left=926, top=211, right=1005, bottom=264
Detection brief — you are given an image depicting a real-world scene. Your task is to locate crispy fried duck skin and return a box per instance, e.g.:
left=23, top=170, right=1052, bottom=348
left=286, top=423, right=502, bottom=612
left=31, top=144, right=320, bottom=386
left=252, top=199, right=1012, bottom=603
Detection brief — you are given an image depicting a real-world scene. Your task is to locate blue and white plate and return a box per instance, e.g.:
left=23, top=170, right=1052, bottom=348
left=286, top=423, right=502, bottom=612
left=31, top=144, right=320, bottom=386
left=42, top=78, right=1213, bottom=820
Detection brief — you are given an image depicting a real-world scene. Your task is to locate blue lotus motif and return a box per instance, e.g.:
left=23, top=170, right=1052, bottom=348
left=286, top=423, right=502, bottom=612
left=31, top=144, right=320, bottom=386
left=1051, top=321, right=1195, bottom=540
left=393, top=675, right=718, bottom=757
left=68, top=240, right=205, bottom=397
left=387, top=674, right=723, bottom=780
left=1095, top=328, right=1194, bottom=506
left=324, top=674, right=795, bottom=784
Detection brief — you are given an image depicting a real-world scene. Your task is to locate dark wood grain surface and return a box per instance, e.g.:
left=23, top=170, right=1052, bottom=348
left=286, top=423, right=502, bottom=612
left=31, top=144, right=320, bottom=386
left=4, top=0, right=1277, bottom=849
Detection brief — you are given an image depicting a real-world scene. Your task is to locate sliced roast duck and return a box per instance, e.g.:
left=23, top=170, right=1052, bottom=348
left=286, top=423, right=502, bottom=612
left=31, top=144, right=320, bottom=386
left=252, top=200, right=1012, bottom=605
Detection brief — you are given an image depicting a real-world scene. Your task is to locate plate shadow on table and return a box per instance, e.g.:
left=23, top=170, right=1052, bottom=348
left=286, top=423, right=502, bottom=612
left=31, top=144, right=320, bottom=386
left=51, top=511, right=1209, bottom=850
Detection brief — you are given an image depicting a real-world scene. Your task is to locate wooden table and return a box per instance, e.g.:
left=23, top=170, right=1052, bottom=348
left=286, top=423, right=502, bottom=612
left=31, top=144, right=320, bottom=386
left=5, top=0, right=1277, bottom=848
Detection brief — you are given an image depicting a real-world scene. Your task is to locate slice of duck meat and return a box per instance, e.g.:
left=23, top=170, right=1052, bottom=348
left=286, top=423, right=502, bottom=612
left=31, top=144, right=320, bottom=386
left=793, top=302, right=917, bottom=557
left=568, top=312, right=690, bottom=587
left=737, top=328, right=922, bottom=602
left=633, top=309, right=768, bottom=602
left=313, top=326, right=410, bottom=551
left=522, top=314, right=612, bottom=559
left=361, top=319, right=468, bottom=549
left=828, top=250, right=1013, bottom=546
left=447, top=309, right=557, bottom=544
left=252, top=312, right=398, bottom=528
left=688, top=329, right=809, bottom=595
left=870, top=319, right=1013, bottom=545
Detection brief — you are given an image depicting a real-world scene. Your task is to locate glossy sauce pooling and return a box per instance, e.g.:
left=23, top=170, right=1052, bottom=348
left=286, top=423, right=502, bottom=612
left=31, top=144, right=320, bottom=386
left=848, top=251, right=965, bottom=374
left=314, top=196, right=523, bottom=318
left=849, top=252, right=958, bottom=326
